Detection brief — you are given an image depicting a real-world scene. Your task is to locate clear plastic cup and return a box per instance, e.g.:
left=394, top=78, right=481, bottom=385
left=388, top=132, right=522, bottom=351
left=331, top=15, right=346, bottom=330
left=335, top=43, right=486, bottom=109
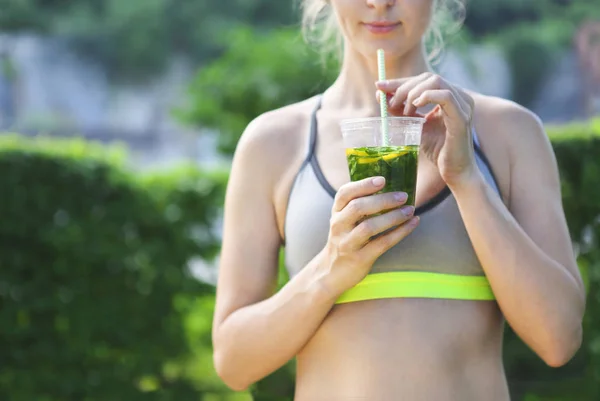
left=340, top=117, right=425, bottom=207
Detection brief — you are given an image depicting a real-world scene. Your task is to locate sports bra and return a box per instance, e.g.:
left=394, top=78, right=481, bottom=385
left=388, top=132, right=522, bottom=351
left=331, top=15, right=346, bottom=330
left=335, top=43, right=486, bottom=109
left=283, top=96, right=501, bottom=304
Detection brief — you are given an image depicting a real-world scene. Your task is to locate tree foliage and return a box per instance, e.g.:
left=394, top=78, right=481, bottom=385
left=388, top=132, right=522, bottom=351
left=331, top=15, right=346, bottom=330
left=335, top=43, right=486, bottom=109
left=0, top=0, right=299, bottom=80
left=178, top=26, right=337, bottom=155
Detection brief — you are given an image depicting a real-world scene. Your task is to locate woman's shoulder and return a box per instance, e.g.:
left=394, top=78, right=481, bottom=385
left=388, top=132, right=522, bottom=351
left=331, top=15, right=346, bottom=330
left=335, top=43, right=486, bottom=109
left=469, top=92, right=546, bottom=142
left=468, top=91, right=551, bottom=162
left=229, top=96, right=322, bottom=237
left=231, top=96, right=321, bottom=185
left=467, top=91, right=551, bottom=205
left=235, top=96, right=319, bottom=154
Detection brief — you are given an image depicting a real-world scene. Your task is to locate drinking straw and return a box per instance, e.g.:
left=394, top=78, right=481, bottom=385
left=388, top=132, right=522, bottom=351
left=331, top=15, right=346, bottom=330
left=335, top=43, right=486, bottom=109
left=377, top=49, right=390, bottom=146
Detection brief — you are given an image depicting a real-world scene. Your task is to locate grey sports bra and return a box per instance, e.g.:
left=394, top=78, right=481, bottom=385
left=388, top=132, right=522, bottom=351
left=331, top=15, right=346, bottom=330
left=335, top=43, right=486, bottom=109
left=283, top=96, right=501, bottom=303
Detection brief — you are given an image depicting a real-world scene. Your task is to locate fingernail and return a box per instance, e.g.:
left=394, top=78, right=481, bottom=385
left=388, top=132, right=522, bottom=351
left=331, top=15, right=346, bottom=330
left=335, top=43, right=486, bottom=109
left=376, top=80, right=388, bottom=86
left=409, top=216, right=420, bottom=226
left=400, top=205, right=414, bottom=216
left=372, top=177, right=385, bottom=186
left=394, top=192, right=408, bottom=202
left=412, top=96, right=423, bottom=107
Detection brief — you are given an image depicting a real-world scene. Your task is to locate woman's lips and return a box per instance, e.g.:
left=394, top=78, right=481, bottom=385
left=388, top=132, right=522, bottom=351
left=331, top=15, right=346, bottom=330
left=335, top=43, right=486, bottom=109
left=363, top=22, right=401, bottom=34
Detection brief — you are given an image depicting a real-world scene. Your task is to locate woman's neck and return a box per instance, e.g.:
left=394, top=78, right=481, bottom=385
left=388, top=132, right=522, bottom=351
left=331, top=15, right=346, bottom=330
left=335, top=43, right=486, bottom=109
left=324, top=42, right=431, bottom=114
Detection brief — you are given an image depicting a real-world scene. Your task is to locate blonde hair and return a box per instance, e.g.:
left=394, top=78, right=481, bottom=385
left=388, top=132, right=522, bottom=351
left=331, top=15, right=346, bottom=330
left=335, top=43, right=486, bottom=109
left=300, top=0, right=466, bottom=66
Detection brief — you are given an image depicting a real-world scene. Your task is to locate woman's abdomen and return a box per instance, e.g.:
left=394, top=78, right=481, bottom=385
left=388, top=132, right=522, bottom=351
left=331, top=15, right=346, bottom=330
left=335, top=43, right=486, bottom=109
left=294, top=298, right=509, bottom=401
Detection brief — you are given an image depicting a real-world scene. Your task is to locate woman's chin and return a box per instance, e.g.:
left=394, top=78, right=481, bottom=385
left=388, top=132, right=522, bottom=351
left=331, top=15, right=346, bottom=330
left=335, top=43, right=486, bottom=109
left=357, top=41, right=411, bottom=60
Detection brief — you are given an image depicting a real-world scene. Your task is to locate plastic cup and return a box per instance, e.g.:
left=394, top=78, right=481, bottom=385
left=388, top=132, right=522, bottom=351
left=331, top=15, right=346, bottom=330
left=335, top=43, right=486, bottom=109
left=340, top=116, right=425, bottom=207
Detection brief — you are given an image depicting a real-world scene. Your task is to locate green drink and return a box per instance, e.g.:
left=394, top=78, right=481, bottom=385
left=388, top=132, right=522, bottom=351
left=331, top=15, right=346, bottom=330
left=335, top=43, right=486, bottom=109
left=340, top=116, right=425, bottom=208
left=346, top=145, right=419, bottom=206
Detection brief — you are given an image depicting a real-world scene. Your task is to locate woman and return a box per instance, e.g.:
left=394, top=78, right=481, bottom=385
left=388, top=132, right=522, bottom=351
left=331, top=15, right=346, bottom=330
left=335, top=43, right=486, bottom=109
left=212, top=0, right=586, bottom=399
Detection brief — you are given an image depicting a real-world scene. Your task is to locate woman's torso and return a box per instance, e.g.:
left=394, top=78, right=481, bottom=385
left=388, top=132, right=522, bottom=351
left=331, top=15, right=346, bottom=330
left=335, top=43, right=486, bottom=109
left=270, top=94, right=512, bottom=401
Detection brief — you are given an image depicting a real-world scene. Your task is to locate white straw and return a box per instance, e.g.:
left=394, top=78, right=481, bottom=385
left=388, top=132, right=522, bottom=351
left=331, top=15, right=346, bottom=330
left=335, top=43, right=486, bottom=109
left=377, top=49, right=389, bottom=146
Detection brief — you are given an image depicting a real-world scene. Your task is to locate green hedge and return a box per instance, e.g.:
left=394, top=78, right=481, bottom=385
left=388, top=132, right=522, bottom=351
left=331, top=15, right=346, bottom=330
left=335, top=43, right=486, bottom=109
left=0, top=135, right=232, bottom=400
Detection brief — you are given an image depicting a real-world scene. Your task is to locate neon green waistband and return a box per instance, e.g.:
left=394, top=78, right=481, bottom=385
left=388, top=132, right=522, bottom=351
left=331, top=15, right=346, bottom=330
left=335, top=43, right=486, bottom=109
left=335, top=271, right=496, bottom=304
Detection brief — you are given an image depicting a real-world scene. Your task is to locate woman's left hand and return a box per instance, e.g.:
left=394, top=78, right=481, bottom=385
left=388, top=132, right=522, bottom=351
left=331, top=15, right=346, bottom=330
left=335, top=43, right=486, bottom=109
left=376, top=73, right=479, bottom=188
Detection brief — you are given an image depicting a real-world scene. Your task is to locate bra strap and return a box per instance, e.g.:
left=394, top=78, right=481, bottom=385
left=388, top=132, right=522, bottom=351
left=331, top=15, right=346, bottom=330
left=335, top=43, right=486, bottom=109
left=306, top=95, right=323, bottom=161
left=471, top=126, right=501, bottom=195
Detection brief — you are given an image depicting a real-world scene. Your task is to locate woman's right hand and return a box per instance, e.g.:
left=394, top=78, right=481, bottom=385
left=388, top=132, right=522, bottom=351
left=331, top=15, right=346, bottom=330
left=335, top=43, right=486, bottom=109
left=319, top=176, right=420, bottom=298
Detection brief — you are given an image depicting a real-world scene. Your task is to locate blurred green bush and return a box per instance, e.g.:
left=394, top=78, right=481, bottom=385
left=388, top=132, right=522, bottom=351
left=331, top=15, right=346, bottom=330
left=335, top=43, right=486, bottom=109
left=498, top=30, right=558, bottom=108
left=177, top=26, right=337, bottom=156
left=481, top=19, right=574, bottom=108
left=0, top=134, right=235, bottom=400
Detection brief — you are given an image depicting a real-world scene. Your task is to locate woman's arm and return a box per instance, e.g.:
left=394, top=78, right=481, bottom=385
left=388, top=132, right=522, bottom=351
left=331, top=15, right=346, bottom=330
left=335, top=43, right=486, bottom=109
left=451, top=103, right=585, bottom=367
left=212, top=114, right=338, bottom=391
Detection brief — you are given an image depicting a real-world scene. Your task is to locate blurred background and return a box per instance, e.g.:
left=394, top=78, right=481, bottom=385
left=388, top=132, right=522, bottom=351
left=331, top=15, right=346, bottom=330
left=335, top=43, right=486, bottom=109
left=0, top=0, right=599, bottom=400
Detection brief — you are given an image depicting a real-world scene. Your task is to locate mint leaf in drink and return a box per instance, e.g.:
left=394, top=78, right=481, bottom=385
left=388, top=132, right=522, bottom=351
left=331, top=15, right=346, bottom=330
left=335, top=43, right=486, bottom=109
left=346, top=145, right=419, bottom=206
